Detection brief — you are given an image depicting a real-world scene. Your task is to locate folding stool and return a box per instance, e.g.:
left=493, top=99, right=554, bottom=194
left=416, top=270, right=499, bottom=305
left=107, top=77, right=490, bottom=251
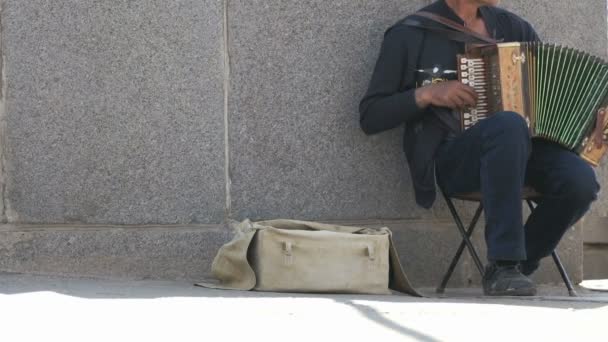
left=436, top=186, right=577, bottom=297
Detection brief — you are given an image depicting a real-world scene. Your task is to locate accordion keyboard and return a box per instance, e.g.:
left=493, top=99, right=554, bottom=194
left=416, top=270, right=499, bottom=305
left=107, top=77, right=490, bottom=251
left=459, top=57, right=489, bottom=130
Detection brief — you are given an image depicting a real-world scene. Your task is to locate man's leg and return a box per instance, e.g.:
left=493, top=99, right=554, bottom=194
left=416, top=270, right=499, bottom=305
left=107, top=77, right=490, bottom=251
left=521, top=139, right=601, bottom=275
left=436, top=111, right=536, bottom=296
left=436, top=111, right=530, bottom=261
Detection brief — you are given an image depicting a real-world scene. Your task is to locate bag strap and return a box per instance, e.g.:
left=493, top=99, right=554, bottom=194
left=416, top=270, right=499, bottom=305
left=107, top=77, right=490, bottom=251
left=403, top=11, right=498, bottom=45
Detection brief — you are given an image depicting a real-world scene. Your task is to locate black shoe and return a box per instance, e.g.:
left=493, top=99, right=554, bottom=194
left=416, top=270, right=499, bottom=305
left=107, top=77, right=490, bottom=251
left=519, top=260, right=540, bottom=276
left=483, top=263, right=537, bottom=296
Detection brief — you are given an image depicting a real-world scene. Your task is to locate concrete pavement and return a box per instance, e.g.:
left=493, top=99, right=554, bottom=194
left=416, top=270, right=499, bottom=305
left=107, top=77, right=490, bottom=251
left=0, top=273, right=607, bottom=342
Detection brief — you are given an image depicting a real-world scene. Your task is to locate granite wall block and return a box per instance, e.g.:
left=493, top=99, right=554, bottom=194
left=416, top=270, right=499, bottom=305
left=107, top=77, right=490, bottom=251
left=0, top=225, right=232, bottom=280
left=228, top=0, right=432, bottom=221
left=3, top=0, right=226, bottom=224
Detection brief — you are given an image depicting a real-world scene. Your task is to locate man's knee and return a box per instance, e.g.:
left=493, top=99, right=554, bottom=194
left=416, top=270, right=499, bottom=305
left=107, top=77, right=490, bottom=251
left=482, top=112, right=530, bottom=140
left=560, top=164, right=600, bottom=204
left=491, top=111, right=528, bottom=131
left=480, top=111, right=530, bottom=151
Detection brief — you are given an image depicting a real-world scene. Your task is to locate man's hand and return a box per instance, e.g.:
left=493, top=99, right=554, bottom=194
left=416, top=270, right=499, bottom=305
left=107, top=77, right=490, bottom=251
left=415, top=81, right=478, bottom=110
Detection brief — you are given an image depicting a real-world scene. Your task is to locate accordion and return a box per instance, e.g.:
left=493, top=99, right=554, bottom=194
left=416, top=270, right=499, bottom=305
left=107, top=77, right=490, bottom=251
left=458, top=42, right=608, bottom=166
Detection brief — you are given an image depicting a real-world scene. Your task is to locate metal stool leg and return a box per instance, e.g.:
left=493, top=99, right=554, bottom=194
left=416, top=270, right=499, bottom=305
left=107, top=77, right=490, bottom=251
left=526, top=200, right=577, bottom=297
left=552, top=251, right=578, bottom=297
left=437, top=203, right=484, bottom=294
left=443, top=195, right=485, bottom=275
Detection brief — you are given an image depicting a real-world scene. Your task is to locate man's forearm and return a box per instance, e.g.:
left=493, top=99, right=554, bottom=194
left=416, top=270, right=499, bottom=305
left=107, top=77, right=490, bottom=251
left=359, top=89, right=426, bottom=135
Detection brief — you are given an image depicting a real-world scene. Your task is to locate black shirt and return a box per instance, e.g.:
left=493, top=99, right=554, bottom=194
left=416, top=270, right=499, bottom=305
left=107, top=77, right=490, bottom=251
left=360, top=0, right=539, bottom=208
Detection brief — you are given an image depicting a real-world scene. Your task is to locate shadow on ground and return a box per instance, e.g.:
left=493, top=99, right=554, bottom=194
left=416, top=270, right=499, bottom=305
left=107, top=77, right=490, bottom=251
left=1, top=272, right=606, bottom=307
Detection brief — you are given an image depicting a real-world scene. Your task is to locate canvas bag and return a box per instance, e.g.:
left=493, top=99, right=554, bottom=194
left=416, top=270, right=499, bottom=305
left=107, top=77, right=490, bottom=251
left=197, top=219, right=422, bottom=297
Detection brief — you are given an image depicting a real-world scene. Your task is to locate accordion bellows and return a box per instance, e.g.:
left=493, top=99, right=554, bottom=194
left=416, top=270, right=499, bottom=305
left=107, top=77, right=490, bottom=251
left=458, top=42, right=608, bottom=166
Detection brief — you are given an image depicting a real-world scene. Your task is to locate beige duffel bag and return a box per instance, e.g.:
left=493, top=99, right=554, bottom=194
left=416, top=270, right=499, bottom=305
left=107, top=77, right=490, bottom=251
left=197, top=219, right=421, bottom=296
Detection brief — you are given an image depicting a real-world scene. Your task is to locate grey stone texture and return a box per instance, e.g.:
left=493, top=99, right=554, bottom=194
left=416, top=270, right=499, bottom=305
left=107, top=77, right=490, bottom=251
left=227, top=0, right=431, bottom=221
left=584, top=246, right=608, bottom=280
left=387, top=221, right=472, bottom=288
left=0, top=225, right=232, bottom=280
left=3, top=0, right=226, bottom=224
left=502, top=0, right=607, bottom=58
left=583, top=216, right=608, bottom=280
left=584, top=217, right=608, bottom=244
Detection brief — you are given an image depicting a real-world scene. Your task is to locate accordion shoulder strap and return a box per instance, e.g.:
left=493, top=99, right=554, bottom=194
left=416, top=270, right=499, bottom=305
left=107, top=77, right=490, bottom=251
left=404, top=11, right=498, bottom=45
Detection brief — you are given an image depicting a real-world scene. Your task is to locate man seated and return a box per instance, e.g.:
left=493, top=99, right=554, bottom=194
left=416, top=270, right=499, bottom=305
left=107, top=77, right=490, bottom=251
left=360, top=0, right=600, bottom=296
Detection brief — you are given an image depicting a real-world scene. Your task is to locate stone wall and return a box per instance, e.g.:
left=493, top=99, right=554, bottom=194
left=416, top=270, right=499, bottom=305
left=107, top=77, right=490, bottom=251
left=3, top=0, right=226, bottom=224
left=0, top=0, right=606, bottom=286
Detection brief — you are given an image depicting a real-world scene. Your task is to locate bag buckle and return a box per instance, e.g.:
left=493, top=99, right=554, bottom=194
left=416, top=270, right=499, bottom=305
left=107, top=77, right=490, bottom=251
left=366, top=245, right=376, bottom=261
left=282, top=241, right=293, bottom=256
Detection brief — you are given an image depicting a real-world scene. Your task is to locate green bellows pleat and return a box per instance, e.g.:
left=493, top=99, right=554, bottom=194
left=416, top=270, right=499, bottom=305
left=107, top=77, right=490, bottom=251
left=528, top=42, right=608, bottom=150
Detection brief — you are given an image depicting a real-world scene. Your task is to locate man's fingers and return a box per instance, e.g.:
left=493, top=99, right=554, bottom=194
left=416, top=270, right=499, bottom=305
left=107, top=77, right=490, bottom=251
left=429, top=82, right=479, bottom=109
left=457, top=90, right=477, bottom=107
left=442, top=97, right=458, bottom=109
left=445, top=91, right=472, bottom=110
left=459, top=84, right=478, bottom=103
left=451, top=96, right=466, bottom=110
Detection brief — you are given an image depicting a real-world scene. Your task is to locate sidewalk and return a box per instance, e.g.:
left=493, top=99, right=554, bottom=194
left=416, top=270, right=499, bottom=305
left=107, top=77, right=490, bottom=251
left=1, top=273, right=606, bottom=342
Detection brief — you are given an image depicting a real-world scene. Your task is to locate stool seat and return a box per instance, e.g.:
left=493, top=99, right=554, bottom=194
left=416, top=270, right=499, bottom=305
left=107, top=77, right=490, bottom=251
left=451, top=186, right=542, bottom=202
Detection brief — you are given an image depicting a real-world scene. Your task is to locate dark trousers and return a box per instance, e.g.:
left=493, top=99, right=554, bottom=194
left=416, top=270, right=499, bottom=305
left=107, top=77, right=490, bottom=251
left=435, top=111, right=600, bottom=262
